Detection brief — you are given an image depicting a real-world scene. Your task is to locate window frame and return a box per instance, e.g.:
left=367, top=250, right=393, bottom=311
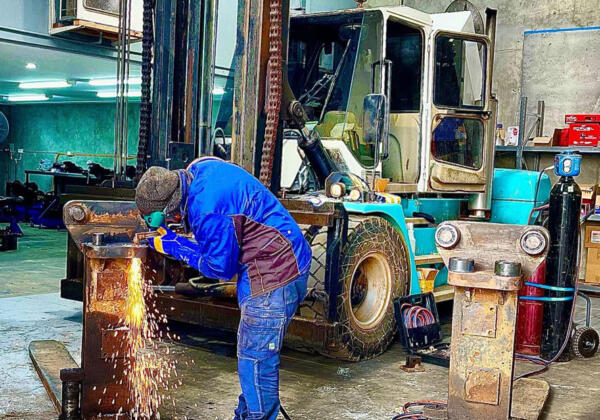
left=83, top=0, right=120, bottom=17
left=432, top=32, right=488, bottom=111
left=385, top=17, right=425, bottom=114
left=430, top=114, right=486, bottom=171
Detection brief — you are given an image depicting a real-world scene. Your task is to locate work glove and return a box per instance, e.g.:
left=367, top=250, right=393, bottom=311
left=147, top=225, right=202, bottom=270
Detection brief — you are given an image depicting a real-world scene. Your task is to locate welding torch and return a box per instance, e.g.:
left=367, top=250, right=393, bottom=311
left=152, top=278, right=237, bottom=298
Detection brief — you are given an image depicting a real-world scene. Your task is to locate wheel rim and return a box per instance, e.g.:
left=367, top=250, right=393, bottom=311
left=349, top=252, right=393, bottom=330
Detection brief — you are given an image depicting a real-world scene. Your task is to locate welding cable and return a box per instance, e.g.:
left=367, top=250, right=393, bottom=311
left=392, top=400, right=448, bottom=420
left=529, top=165, right=554, bottom=224
left=515, top=232, right=583, bottom=380
left=280, top=404, right=292, bottom=420
left=528, top=203, right=549, bottom=225
left=402, top=304, right=435, bottom=329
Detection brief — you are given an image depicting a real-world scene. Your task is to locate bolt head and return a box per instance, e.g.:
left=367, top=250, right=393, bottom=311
left=436, top=224, right=460, bottom=248
left=520, top=229, right=547, bottom=256
left=69, top=205, right=86, bottom=222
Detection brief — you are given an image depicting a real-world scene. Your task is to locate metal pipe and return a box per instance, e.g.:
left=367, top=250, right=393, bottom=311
left=517, top=96, right=528, bottom=169
left=52, top=152, right=137, bottom=163
left=484, top=8, right=497, bottom=104
left=537, top=100, right=545, bottom=137
left=468, top=9, right=497, bottom=218
left=198, top=0, right=218, bottom=156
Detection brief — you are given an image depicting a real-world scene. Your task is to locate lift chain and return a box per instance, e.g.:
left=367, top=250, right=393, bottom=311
left=136, top=0, right=154, bottom=181
left=259, top=0, right=284, bottom=187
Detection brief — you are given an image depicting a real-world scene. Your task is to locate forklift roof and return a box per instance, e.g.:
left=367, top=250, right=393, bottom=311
left=430, top=11, right=477, bottom=33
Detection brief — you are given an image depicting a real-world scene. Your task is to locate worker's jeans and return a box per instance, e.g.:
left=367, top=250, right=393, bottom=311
left=234, top=273, right=308, bottom=420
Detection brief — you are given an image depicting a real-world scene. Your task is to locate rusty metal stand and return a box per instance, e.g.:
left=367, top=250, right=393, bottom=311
left=31, top=201, right=151, bottom=420
left=431, top=221, right=551, bottom=420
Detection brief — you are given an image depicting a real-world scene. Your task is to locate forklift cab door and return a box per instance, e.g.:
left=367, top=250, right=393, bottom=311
left=423, top=31, right=493, bottom=193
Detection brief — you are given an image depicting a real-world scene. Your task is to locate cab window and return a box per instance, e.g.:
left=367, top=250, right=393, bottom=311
left=434, top=35, right=486, bottom=109
left=386, top=21, right=422, bottom=112
left=432, top=117, right=483, bottom=169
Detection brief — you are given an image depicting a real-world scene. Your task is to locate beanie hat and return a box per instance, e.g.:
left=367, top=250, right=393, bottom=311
left=135, top=166, right=182, bottom=215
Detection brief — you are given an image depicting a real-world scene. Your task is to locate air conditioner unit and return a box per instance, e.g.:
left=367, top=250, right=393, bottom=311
left=57, top=0, right=143, bottom=33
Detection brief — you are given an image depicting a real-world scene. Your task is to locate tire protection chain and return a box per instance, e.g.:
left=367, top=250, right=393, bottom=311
left=136, top=0, right=154, bottom=180
left=258, top=0, right=283, bottom=187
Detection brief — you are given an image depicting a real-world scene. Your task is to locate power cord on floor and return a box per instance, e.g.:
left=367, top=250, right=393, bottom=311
left=392, top=400, right=447, bottom=420
left=280, top=404, right=292, bottom=420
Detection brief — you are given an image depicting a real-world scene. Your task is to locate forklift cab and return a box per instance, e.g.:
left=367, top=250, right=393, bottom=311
left=285, top=6, right=495, bottom=196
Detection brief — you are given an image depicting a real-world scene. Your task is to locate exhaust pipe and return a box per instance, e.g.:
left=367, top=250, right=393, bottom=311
left=469, top=8, right=497, bottom=219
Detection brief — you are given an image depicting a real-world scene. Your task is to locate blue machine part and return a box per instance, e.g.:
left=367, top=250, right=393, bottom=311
left=402, top=198, right=463, bottom=222
left=554, top=151, right=582, bottom=177
left=490, top=168, right=551, bottom=225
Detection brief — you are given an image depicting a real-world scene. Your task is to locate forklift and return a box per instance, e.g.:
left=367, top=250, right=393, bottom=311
left=60, top=0, right=551, bottom=362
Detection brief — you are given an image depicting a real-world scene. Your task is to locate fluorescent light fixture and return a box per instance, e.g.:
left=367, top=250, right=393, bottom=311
left=7, top=94, right=49, bottom=102
left=19, top=80, right=71, bottom=89
left=89, top=77, right=142, bottom=86
left=97, top=90, right=142, bottom=98
left=25, top=63, right=37, bottom=70
left=212, top=87, right=225, bottom=95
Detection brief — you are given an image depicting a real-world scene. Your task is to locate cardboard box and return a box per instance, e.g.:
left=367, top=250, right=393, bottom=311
left=597, top=195, right=600, bottom=214
left=532, top=136, right=552, bottom=146
left=585, top=248, right=600, bottom=284
left=585, top=224, right=600, bottom=248
left=581, top=184, right=598, bottom=205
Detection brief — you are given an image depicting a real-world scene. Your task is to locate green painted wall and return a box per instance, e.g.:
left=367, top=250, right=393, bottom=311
left=1, top=103, right=139, bottom=194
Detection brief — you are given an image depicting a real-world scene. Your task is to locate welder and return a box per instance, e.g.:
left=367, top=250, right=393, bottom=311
left=135, top=157, right=311, bottom=420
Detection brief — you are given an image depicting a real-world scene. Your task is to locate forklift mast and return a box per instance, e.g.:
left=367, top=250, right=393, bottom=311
left=137, top=0, right=218, bottom=172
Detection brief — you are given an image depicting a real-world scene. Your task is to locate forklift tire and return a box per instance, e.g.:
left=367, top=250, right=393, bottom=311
left=303, top=216, right=409, bottom=361
left=571, top=326, right=599, bottom=359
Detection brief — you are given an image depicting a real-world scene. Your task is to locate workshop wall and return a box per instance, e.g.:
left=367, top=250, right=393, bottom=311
left=367, top=0, right=600, bottom=128
left=0, top=103, right=140, bottom=194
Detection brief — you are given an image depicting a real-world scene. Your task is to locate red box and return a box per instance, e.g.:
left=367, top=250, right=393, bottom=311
left=553, top=128, right=570, bottom=146
left=568, top=123, right=600, bottom=146
left=566, top=114, right=600, bottom=124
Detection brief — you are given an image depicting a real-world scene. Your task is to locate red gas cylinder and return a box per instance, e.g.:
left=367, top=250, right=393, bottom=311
left=516, top=260, right=546, bottom=355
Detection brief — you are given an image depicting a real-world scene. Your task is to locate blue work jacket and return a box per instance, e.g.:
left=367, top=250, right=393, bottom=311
left=178, top=158, right=311, bottom=304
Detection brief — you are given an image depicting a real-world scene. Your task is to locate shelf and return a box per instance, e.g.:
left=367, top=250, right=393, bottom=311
left=496, top=146, right=600, bottom=154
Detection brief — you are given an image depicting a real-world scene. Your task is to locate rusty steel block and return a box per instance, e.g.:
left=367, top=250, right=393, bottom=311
left=436, top=222, right=549, bottom=420
left=80, top=244, right=148, bottom=420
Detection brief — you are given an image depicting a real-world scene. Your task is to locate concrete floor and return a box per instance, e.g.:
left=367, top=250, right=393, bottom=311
left=2, top=226, right=600, bottom=419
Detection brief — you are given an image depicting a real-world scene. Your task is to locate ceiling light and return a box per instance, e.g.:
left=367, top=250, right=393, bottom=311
left=212, top=87, right=225, bottom=95
left=25, top=63, right=37, bottom=70
left=89, top=77, right=142, bottom=86
left=19, top=80, right=71, bottom=89
left=97, top=90, right=142, bottom=98
left=7, top=94, right=49, bottom=102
